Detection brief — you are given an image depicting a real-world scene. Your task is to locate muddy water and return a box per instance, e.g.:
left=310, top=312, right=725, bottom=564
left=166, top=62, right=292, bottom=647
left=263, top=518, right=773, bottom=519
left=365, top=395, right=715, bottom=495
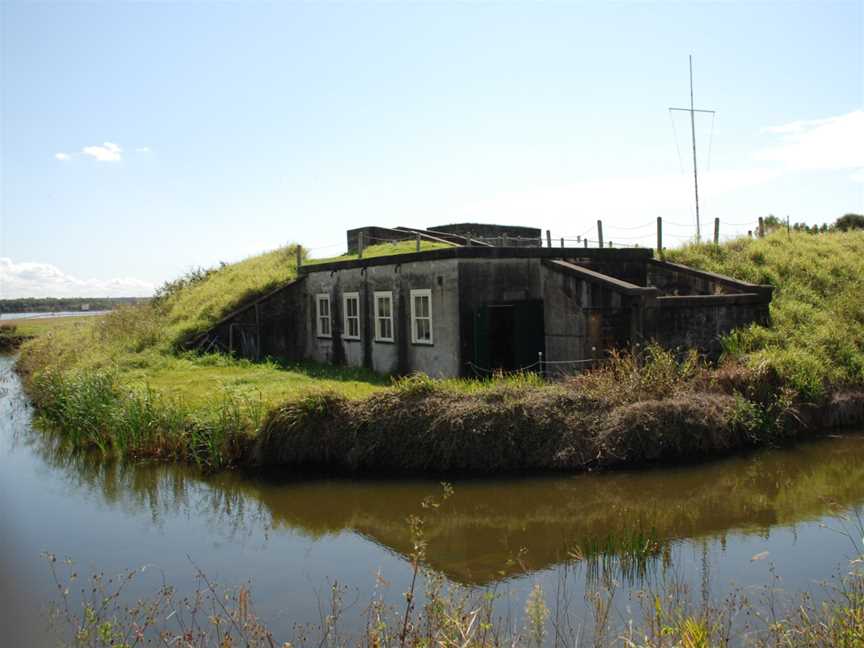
left=2, top=353, right=863, bottom=645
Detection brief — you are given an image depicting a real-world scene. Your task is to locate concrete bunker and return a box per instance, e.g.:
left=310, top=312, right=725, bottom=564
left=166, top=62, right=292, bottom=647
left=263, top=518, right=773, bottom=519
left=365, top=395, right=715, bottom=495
left=191, top=225, right=773, bottom=378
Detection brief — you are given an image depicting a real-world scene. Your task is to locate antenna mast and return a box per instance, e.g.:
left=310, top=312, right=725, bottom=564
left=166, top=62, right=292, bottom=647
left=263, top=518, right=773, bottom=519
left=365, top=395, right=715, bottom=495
left=670, top=55, right=715, bottom=241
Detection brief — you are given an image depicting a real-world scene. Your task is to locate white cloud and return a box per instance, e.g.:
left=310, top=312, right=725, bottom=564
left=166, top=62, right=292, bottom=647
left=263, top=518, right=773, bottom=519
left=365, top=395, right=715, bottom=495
left=54, top=142, right=153, bottom=162
left=755, top=110, right=864, bottom=178
left=0, top=257, right=154, bottom=298
left=82, top=141, right=123, bottom=162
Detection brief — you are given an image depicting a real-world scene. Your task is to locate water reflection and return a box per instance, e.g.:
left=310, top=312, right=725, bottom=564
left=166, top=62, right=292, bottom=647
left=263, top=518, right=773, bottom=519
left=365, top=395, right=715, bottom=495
left=20, top=412, right=864, bottom=586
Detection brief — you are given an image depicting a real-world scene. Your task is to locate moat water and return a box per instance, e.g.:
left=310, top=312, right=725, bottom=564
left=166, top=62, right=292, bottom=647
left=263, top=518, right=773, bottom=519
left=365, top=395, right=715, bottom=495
left=1, top=353, right=862, bottom=645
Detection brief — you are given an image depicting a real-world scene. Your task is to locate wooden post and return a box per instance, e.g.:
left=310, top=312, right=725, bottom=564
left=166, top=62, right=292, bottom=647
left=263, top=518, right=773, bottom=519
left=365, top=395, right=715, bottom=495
left=713, top=217, right=720, bottom=246
left=538, top=351, right=544, bottom=378
left=597, top=220, right=604, bottom=248
left=546, top=230, right=552, bottom=248
left=296, top=244, right=303, bottom=268
left=577, top=235, right=581, bottom=244
left=656, top=217, right=663, bottom=258
left=786, top=215, right=791, bottom=239
left=748, top=230, right=753, bottom=238
left=758, top=217, right=765, bottom=238
left=609, top=241, right=613, bottom=248
left=415, top=232, right=421, bottom=252
left=584, top=238, right=588, bottom=249
left=358, top=232, right=365, bottom=258
left=560, top=237, right=564, bottom=247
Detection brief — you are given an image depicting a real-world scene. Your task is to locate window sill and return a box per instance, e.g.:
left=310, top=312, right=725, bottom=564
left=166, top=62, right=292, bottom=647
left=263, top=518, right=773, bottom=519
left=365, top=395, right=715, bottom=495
left=411, top=341, right=434, bottom=346
left=343, top=336, right=361, bottom=341
left=374, top=338, right=395, bottom=344
left=316, top=335, right=332, bottom=340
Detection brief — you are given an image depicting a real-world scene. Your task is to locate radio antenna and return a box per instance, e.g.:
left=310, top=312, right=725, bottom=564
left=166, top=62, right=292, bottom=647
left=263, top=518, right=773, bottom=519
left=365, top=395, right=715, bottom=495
left=669, top=55, right=716, bottom=241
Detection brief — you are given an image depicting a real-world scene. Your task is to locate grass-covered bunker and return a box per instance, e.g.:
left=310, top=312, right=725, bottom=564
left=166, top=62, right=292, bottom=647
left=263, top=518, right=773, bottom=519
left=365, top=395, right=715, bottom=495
left=192, top=224, right=772, bottom=377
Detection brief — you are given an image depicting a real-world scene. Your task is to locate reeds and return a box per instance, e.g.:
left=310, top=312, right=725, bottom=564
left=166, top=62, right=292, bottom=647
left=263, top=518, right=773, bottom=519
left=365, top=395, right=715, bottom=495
left=31, top=369, right=259, bottom=469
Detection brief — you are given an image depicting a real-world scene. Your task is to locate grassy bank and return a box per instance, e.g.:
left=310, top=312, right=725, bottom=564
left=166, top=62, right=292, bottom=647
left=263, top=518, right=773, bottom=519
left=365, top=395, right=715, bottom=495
left=15, top=230, right=864, bottom=472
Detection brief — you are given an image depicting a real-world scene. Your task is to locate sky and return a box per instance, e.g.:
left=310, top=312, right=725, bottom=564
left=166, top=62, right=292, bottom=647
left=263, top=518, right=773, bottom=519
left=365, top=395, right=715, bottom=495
left=1, top=1, right=862, bottom=299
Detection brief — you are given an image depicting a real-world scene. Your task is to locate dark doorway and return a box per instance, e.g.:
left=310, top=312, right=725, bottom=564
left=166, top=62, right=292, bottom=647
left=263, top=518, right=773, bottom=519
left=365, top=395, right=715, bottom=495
left=473, top=300, right=545, bottom=372
left=488, top=305, right=516, bottom=370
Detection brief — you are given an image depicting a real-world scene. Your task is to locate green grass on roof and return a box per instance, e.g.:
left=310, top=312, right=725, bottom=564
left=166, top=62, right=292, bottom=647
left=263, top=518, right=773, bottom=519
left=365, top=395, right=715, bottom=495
left=305, top=239, right=453, bottom=266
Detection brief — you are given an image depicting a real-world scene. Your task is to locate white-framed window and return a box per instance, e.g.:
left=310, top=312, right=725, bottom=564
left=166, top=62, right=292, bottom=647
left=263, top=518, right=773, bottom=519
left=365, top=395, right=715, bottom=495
left=316, top=294, right=331, bottom=338
left=410, top=289, right=433, bottom=344
left=343, top=292, right=360, bottom=340
left=373, top=291, right=394, bottom=342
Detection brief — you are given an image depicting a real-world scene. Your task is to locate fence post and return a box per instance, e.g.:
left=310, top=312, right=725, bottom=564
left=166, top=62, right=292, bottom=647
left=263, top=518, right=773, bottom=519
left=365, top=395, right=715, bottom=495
left=584, top=238, right=588, bottom=249
left=358, top=232, right=365, bottom=258
left=758, top=217, right=765, bottom=238
left=296, top=244, right=303, bottom=268
left=786, top=215, right=791, bottom=239
left=560, top=237, right=564, bottom=248
left=748, top=230, right=753, bottom=238
left=546, top=230, right=552, bottom=248
left=656, top=217, right=663, bottom=259
left=609, top=241, right=613, bottom=248
left=713, top=218, right=720, bottom=245
left=415, top=232, right=421, bottom=252
left=538, top=351, right=544, bottom=379
left=597, top=220, right=604, bottom=248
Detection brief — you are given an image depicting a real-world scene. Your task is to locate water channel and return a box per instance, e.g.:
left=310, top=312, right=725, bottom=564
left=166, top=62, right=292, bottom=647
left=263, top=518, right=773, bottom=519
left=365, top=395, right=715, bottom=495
left=2, top=353, right=862, bottom=645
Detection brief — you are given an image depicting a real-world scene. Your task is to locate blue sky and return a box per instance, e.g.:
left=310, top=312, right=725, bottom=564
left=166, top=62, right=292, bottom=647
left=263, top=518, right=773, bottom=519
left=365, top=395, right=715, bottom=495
left=1, top=1, right=862, bottom=298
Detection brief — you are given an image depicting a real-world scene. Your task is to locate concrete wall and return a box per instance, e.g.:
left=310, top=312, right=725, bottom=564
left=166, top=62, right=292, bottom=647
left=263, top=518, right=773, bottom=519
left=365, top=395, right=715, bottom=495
left=200, top=281, right=305, bottom=360
left=457, top=257, right=544, bottom=373
left=541, top=262, right=638, bottom=368
left=652, top=294, right=771, bottom=358
left=569, top=256, right=649, bottom=287
left=430, top=223, right=542, bottom=248
left=647, top=260, right=752, bottom=296
left=302, top=258, right=461, bottom=377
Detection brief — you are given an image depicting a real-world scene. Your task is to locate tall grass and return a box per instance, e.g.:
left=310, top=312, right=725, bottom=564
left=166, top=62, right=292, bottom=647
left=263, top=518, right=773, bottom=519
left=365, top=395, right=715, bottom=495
left=31, top=369, right=259, bottom=468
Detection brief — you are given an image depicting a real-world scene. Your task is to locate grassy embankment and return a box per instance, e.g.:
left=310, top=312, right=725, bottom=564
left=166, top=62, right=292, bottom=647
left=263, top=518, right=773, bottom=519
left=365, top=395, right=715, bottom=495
left=13, top=230, right=864, bottom=472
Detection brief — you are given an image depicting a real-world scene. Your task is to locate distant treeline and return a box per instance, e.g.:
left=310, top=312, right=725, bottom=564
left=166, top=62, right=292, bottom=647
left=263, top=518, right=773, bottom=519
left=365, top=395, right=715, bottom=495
left=0, top=297, right=150, bottom=314
left=765, top=212, right=864, bottom=234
